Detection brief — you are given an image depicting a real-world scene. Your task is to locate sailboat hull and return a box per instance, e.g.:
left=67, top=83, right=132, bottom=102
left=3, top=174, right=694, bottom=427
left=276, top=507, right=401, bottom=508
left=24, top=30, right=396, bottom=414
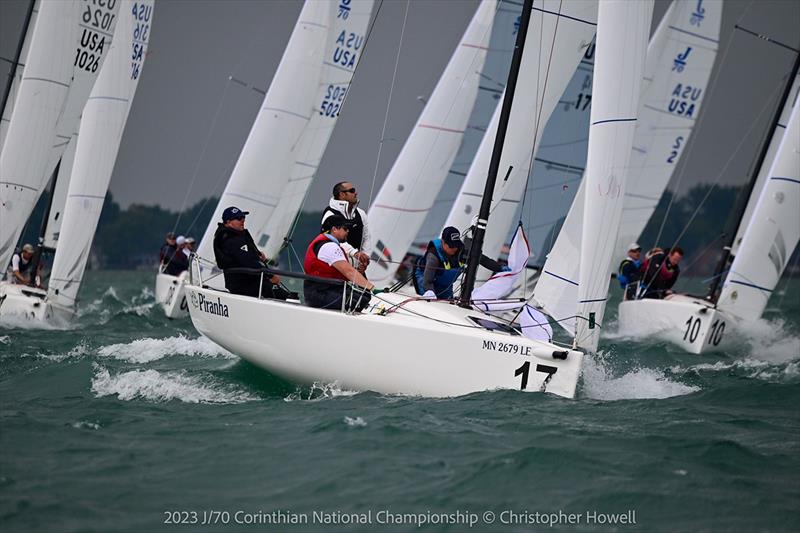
left=155, top=271, right=188, bottom=319
left=617, top=294, right=733, bottom=355
left=186, top=285, right=583, bottom=398
left=0, top=282, right=74, bottom=326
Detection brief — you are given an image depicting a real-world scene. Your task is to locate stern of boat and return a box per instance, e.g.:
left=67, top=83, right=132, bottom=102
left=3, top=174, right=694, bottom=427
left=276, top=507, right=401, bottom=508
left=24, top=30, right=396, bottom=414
left=618, top=294, right=732, bottom=354
left=155, top=271, right=188, bottom=319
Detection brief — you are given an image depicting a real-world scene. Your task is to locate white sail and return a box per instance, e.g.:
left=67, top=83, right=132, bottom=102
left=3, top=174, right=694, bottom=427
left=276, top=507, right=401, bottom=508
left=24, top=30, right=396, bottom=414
left=364, top=0, right=496, bottom=284
left=195, top=0, right=334, bottom=268
left=574, top=0, right=652, bottom=352
left=445, top=0, right=599, bottom=263
left=716, top=104, right=800, bottom=321
left=0, top=0, right=40, bottom=151
left=521, top=39, right=594, bottom=266
left=533, top=1, right=706, bottom=334
left=615, top=0, right=721, bottom=258
left=43, top=132, right=77, bottom=249
left=47, top=0, right=153, bottom=309
left=730, top=72, right=800, bottom=258
left=415, top=0, right=521, bottom=248
left=257, top=0, right=375, bottom=260
left=0, top=0, right=118, bottom=273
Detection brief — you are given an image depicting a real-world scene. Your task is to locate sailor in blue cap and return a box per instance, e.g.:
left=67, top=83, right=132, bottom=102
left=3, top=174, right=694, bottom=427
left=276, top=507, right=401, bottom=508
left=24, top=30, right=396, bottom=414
left=212, top=206, right=287, bottom=299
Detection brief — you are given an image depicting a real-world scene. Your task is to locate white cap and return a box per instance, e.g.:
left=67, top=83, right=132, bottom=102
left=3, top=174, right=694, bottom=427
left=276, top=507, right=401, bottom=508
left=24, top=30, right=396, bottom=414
left=176, top=235, right=186, bottom=246
left=185, top=237, right=195, bottom=244
left=628, top=242, right=641, bottom=251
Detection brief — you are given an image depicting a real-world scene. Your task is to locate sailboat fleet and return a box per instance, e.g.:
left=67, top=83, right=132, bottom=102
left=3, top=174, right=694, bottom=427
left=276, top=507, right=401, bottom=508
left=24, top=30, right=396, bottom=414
left=2, top=1, right=798, bottom=398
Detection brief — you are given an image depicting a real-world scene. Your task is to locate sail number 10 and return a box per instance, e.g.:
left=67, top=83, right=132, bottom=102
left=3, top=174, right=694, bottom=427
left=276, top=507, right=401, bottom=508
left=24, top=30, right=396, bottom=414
left=683, top=316, right=725, bottom=346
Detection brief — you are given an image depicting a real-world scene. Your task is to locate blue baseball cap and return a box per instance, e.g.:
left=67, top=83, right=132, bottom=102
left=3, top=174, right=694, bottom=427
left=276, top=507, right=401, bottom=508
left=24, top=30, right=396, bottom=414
left=222, top=206, right=249, bottom=222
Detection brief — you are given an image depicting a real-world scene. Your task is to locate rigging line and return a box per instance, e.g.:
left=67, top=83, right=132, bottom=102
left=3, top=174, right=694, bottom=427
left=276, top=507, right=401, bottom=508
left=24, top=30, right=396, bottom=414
left=665, top=80, right=784, bottom=251
left=282, top=0, right=387, bottom=252
left=679, top=231, right=726, bottom=276
left=776, top=252, right=800, bottom=310
left=170, top=14, right=267, bottom=235
left=520, top=0, right=563, bottom=218
left=650, top=0, right=753, bottom=250
left=366, top=0, right=410, bottom=209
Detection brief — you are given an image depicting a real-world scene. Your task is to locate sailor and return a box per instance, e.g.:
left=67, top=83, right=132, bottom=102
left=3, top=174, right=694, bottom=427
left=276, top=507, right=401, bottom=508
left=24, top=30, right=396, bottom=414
left=159, top=232, right=177, bottom=263
left=163, top=235, right=189, bottom=276
left=413, top=226, right=466, bottom=300
left=304, top=215, right=376, bottom=311
left=9, top=244, right=40, bottom=286
left=321, top=181, right=371, bottom=273
left=618, top=242, right=643, bottom=299
left=182, top=237, right=195, bottom=259
left=641, top=246, right=683, bottom=299
left=213, top=206, right=284, bottom=299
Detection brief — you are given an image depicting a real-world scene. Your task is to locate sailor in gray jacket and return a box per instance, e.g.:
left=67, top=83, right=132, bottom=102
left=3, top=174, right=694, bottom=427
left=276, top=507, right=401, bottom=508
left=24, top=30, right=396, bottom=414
left=321, top=181, right=372, bottom=273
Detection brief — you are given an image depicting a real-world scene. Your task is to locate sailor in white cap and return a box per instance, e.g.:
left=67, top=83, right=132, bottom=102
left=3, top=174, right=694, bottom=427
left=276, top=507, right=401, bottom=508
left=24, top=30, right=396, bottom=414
left=617, top=242, right=643, bottom=299
left=10, top=244, right=41, bottom=286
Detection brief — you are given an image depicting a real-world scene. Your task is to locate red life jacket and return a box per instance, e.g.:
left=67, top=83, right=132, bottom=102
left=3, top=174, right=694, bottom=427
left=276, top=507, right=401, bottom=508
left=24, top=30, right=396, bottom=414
left=304, top=234, right=347, bottom=281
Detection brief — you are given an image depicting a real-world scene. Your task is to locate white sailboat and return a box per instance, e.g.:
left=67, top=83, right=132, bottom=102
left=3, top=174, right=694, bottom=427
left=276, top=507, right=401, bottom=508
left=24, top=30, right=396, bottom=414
left=0, top=0, right=153, bottom=324
left=184, top=0, right=652, bottom=399
left=0, top=0, right=119, bottom=274
left=531, top=0, right=721, bottom=337
left=157, top=0, right=374, bottom=319
left=617, top=54, right=800, bottom=354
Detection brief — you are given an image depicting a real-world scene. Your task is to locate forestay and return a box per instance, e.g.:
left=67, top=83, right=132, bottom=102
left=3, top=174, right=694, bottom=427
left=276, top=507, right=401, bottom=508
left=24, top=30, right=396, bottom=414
left=445, top=0, right=599, bottom=263
left=257, top=0, right=375, bottom=261
left=48, top=0, right=153, bottom=309
left=0, top=0, right=118, bottom=273
left=574, top=0, right=652, bottom=352
left=365, top=0, right=496, bottom=285
left=614, top=0, right=721, bottom=258
left=195, top=0, right=333, bottom=271
left=716, top=104, right=800, bottom=321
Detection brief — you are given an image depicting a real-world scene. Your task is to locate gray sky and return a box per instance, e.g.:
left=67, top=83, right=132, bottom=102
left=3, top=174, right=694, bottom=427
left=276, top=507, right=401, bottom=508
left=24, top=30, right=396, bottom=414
left=1, top=0, right=799, bottom=214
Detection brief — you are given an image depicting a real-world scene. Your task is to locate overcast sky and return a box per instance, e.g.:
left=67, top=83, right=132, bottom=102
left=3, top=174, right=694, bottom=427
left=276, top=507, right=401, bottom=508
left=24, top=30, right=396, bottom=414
left=1, top=0, right=798, bottom=215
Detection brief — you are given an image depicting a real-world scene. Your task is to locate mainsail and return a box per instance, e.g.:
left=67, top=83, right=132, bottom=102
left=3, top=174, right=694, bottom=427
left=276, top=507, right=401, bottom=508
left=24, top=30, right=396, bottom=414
left=0, top=0, right=38, bottom=151
left=47, top=0, right=153, bottom=309
left=574, top=0, right=652, bottom=351
left=716, top=97, right=799, bottom=320
left=364, top=0, right=496, bottom=285
left=257, top=0, right=375, bottom=260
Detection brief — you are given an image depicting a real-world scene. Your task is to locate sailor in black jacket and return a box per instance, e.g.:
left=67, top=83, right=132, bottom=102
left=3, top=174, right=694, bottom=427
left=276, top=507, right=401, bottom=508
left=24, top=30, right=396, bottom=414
left=212, top=206, right=281, bottom=298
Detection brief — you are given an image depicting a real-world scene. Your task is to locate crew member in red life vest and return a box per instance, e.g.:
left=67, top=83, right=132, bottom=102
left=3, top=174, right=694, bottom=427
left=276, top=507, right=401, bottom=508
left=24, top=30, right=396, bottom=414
left=304, top=215, right=378, bottom=311
left=641, top=246, right=684, bottom=299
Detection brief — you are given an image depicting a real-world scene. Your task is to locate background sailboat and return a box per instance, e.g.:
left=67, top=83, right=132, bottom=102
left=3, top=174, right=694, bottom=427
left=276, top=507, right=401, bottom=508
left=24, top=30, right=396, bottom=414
left=0, top=0, right=153, bottom=324
left=0, top=0, right=119, bottom=274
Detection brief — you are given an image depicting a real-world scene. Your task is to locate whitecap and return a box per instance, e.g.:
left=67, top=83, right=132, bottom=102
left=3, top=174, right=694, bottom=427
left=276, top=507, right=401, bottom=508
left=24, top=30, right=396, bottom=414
left=0, top=335, right=9, bottom=344
left=31, top=340, right=91, bottom=362
left=97, top=334, right=234, bottom=363
left=344, top=416, right=367, bottom=427
left=284, top=381, right=360, bottom=402
left=582, top=353, right=699, bottom=401
left=91, top=364, right=255, bottom=404
left=71, top=420, right=101, bottom=430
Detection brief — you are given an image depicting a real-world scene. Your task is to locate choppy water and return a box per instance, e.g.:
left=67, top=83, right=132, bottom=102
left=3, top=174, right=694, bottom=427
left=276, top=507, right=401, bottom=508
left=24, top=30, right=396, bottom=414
left=1, top=271, right=798, bottom=532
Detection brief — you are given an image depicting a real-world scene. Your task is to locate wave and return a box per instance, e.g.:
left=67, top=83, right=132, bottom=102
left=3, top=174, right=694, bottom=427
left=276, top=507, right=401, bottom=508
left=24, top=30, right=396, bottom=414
left=343, top=416, right=367, bottom=427
left=91, top=364, right=255, bottom=404
left=97, top=334, right=234, bottom=363
left=581, top=352, right=700, bottom=401
left=284, top=381, right=360, bottom=402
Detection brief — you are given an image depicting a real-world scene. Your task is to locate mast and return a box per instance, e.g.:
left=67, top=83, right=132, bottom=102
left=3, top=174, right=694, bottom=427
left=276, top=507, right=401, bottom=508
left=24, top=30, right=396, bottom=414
left=459, top=0, right=533, bottom=307
left=707, top=49, right=800, bottom=302
left=0, top=0, right=35, bottom=120
left=27, top=159, right=60, bottom=286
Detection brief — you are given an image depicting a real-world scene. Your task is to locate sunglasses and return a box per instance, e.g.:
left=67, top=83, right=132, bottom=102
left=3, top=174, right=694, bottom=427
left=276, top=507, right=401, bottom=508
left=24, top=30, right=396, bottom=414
left=341, top=187, right=356, bottom=194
